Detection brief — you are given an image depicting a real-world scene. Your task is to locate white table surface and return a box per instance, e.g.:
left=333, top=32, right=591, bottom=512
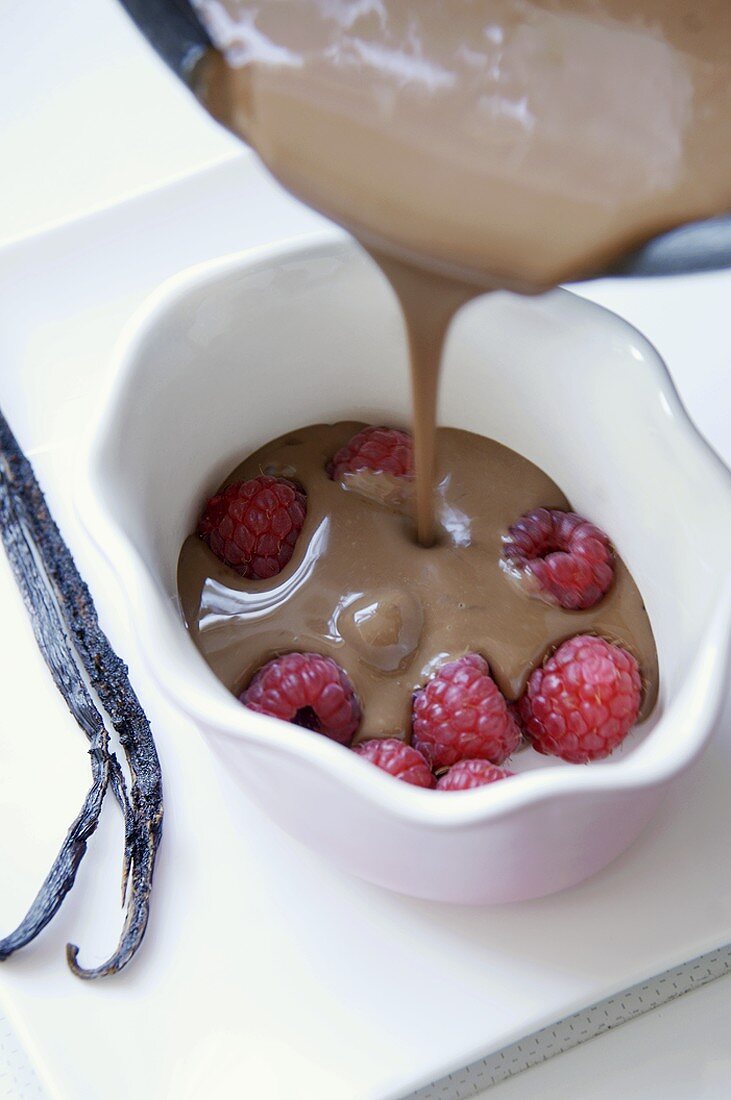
left=1, top=2, right=730, bottom=1098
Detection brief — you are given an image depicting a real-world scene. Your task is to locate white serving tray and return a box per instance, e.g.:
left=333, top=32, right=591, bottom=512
left=0, top=156, right=729, bottom=1100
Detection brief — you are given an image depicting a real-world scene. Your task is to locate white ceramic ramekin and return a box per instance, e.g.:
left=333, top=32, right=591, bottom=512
left=79, top=235, right=731, bottom=905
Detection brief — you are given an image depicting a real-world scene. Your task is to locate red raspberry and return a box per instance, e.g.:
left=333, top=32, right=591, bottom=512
left=518, top=635, right=642, bottom=763
left=412, top=654, right=521, bottom=770
left=437, top=760, right=513, bottom=791
left=354, top=738, right=435, bottom=788
left=198, top=475, right=306, bottom=579
left=328, top=426, right=413, bottom=481
left=241, top=652, right=360, bottom=745
left=502, top=508, right=614, bottom=610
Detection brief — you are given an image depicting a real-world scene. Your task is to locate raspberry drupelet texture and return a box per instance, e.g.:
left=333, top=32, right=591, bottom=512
left=518, top=635, right=642, bottom=763
left=354, top=738, right=435, bottom=787
left=198, top=475, right=306, bottom=579
left=412, top=654, right=521, bottom=770
left=502, top=507, right=614, bottom=610
left=241, top=652, right=360, bottom=745
left=437, top=760, right=513, bottom=791
left=328, top=426, right=414, bottom=481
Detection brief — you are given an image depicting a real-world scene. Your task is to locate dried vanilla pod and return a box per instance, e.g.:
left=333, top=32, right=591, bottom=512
left=0, top=410, right=163, bottom=977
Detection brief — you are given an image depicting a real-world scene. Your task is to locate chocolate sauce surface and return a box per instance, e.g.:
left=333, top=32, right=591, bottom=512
left=177, top=422, right=658, bottom=741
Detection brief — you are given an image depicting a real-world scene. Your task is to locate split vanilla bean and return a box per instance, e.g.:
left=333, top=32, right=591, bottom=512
left=0, top=410, right=163, bottom=978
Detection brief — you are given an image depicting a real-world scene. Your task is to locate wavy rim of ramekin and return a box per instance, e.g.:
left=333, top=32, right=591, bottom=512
left=77, top=232, right=731, bottom=829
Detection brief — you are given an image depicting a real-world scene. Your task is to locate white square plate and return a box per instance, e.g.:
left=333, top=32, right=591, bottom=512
left=0, top=157, right=729, bottom=1100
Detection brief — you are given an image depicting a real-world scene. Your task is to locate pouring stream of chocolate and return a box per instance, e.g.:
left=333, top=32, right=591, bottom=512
left=193, top=0, right=731, bottom=543
left=375, top=258, right=478, bottom=544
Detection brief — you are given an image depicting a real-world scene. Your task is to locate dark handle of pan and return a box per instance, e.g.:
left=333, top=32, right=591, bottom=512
left=116, top=1, right=731, bottom=280
left=606, top=214, right=731, bottom=278
left=118, top=0, right=211, bottom=80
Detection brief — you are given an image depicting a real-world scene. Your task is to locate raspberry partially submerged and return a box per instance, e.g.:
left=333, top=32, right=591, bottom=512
left=241, top=652, right=360, bottom=745
left=354, top=738, right=434, bottom=787
left=198, top=475, right=306, bottom=579
left=328, top=426, right=414, bottom=481
left=518, top=634, right=642, bottom=763
left=502, top=507, right=614, bottom=610
left=412, top=654, right=521, bottom=770
left=437, top=760, right=513, bottom=791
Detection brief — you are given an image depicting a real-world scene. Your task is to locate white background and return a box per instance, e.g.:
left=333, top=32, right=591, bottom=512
left=0, top=1, right=730, bottom=1097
